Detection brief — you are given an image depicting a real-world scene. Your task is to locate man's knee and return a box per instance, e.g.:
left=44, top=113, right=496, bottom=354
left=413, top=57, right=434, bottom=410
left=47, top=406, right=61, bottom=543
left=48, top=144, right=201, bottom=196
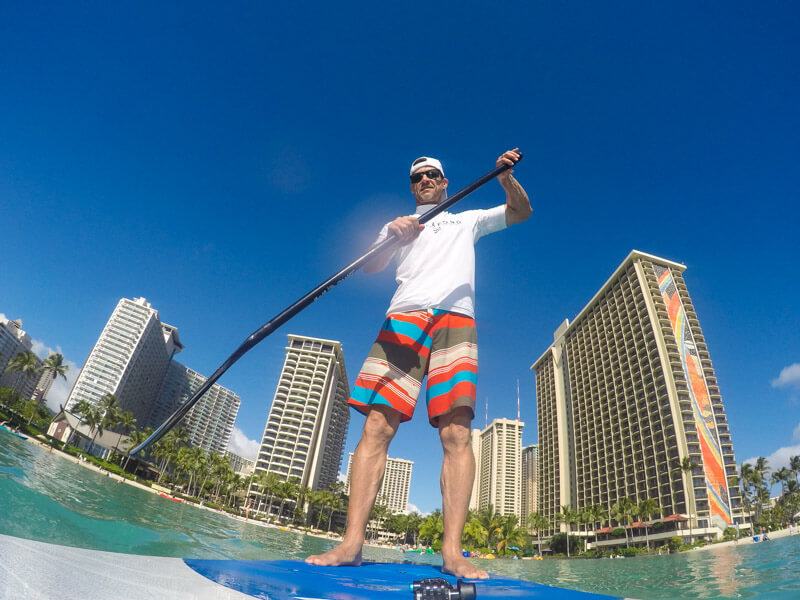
left=361, top=405, right=401, bottom=448
left=438, top=407, right=473, bottom=451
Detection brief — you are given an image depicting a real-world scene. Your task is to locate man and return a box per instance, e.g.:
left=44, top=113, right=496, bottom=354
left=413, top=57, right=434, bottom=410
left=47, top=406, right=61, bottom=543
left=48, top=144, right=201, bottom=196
left=306, top=149, right=531, bottom=579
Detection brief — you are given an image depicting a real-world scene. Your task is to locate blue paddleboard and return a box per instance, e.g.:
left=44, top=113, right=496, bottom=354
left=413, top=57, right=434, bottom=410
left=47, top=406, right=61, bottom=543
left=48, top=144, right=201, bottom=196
left=184, top=559, right=628, bottom=599
left=0, top=533, right=630, bottom=599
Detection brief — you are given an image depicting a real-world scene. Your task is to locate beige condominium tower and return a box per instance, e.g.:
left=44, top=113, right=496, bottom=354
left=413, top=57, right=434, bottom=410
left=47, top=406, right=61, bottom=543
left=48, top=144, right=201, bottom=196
left=472, top=418, right=525, bottom=521
left=344, top=453, right=413, bottom=514
left=521, top=443, right=539, bottom=520
left=532, top=251, right=743, bottom=542
left=254, top=335, right=349, bottom=497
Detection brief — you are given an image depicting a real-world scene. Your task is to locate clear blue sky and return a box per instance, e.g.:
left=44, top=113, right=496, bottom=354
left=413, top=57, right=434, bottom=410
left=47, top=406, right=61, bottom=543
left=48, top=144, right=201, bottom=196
left=2, top=2, right=798, bottom=514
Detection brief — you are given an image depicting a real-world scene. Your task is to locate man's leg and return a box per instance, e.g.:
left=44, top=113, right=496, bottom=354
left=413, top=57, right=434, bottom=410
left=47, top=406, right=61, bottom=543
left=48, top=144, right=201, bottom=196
left=306, top=405, right=401, bottom=566
left=438, top=406, right=488, bottom=579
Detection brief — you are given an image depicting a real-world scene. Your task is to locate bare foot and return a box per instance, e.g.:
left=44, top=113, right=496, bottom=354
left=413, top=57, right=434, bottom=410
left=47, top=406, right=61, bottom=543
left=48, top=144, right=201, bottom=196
left=305, top=543, right=363, bottom=567
left=442, top=554, right=488, bottom=579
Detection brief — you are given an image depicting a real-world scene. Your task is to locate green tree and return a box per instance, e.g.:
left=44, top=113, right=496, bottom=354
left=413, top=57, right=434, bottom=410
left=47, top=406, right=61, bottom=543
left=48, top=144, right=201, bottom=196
left=555, top=505, right=580, bottom=557
left=638, top=498, right=659, bottom=550
left=789, top=455, right=800, bottom=485
left=5, top=351, right=41, bottom=389
left=252, top=471, right=281, bottom=518
left=36, top=353, right=69, bottom=404
left=772, top=467, right=792, bottom=496
left=405, top=511, right=423, bottom=546
left=325, top=490, right=343, bottom=532
left=122, top=427, right=153, bottom=471
left=584, top=504, right=608, bottom=542
left=527, top=511, right=551, bottom=556
left=369, top=499, right=391, bottom=542
left=20, top=398, right=40, bottom=426
left=276, top=477, right=300, bottom=522
left=470, top=505, right=503, bottom=551
left=674, top=457, right=701, bottom=541
left=611, top=497, right=636, bottom=548
left=496, top=514, right=527, bottom=555
left=419, top=510, right=444, bottom=548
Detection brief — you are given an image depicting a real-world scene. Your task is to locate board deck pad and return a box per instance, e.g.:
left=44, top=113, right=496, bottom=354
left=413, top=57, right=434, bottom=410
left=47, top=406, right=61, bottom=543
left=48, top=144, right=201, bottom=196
left=184, top=559, right=626, bottom=599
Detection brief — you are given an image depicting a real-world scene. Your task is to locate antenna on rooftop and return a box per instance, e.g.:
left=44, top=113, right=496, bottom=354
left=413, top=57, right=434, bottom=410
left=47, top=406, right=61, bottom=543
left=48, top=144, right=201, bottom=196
left=485, top=396, right=488, bottom=429
left=517, top=379, right=521, bottom=422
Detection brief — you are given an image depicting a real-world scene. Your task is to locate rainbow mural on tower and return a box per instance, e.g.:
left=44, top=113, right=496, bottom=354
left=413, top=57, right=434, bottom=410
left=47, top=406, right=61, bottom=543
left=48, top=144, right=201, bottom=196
left=654, top=265, right=732, bottom=528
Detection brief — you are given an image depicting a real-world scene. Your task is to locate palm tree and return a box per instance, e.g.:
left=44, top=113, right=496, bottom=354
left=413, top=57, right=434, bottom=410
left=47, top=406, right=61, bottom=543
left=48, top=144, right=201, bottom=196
left=111, top=411, right=136, bottom=459
left=295, top=485, right=312, bottom=525
left=122, top=427, right=152, bottom=471
left=406, top=511, right=423, bottom=546
left=36, top=353, right=69, bottom=404
left=495, top=514, right=526, bottom=555
left=84, top=393, right=120, bottom=453
left=772, top=467, right=792, bottom=496
left=276, top=477, right=300, bottom=522
left=471, top=505, right=503, bottom=551
left=251, top=471, right=281, bottom=518
left=369, top=501, right=391, bottom=542
left=611, top=498, right=636, bottom=548
left=419, top=510, right=444, bottom=548
left=20, top=398, right=41, bottom=426
left=325, top=491, right=343, bottom=532
left=463, top=510, right=487, bottom=549
left=638, top=498, right=659, bottom=550
left=674, top=457, right=701, bottom=541
left=556, top=505, right=579, bottom=557
left=153, top=427, right=188, bottom=483
left=583, top=504, right=608, bottom=546
left=309, top=490, right=327, bottom=529
left=527, top=511, right=551, bottom=556
left=5, top=351, right=41, bottom=388
left=751, top=457, right=770, bottom=522
left=789, top=456, right=800, bottom=485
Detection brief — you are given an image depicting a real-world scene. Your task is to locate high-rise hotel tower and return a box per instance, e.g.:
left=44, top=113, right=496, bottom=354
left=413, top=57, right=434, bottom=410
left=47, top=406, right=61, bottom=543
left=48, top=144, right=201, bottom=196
left=66, top=297, right=240, bottom=453
left=66, top=297, right=183, bottom=426
left=344, top=453, right=413, bottom=514
left=153, top=361, right=240, bottom=454
left=254, top=335, right=349, bottom=492
left=521, top=444, right=539, bottom=519
left=532, top=251, right=742, bottom=538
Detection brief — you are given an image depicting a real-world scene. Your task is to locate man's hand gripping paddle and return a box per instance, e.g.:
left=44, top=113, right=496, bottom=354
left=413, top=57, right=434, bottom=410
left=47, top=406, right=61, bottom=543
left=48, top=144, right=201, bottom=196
left=130, top=152, right=522, bottom=455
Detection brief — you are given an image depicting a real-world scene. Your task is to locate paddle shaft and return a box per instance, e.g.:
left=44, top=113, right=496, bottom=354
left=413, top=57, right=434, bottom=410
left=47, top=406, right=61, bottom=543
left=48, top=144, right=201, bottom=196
left=130, top=154, right=522, bottom=455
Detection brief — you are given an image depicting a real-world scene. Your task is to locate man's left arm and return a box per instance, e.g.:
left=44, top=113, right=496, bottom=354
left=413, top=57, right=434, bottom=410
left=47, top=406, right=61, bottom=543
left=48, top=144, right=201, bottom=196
left=496, top=148, right=532, bottom=226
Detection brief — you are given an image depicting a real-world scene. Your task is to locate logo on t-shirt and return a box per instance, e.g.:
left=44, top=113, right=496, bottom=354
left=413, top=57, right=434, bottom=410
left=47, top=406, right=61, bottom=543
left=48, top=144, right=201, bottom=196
left=430, top=218, right=462, bottom=234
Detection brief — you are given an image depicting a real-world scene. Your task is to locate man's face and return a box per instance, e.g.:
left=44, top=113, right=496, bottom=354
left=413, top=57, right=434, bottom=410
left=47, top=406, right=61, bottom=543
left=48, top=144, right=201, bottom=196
left=410, top=168, right=448, bottom=205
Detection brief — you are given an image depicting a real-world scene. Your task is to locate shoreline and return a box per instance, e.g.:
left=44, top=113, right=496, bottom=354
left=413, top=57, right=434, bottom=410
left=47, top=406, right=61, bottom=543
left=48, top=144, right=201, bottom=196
left=21, top=434, right=345, bottom=541
left=19, top=434, right=797, bottom=559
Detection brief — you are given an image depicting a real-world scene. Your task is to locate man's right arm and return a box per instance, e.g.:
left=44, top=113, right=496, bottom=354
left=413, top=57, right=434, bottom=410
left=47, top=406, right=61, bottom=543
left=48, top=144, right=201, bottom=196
left=363, top=215, right=423, bottom=273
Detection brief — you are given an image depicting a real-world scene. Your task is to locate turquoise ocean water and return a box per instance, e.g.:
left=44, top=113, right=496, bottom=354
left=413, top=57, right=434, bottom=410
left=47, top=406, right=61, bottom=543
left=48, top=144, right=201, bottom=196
left=2, top=432, right=799, bottom=599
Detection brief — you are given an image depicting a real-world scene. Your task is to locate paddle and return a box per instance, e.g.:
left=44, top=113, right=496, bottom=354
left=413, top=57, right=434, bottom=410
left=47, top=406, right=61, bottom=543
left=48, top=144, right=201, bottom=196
left=130, top=152, right=522, bottom=455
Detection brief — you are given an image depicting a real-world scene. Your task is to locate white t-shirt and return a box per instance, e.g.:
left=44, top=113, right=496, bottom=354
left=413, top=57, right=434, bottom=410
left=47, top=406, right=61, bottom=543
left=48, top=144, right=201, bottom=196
left=372, top=204, right=507, bottom=318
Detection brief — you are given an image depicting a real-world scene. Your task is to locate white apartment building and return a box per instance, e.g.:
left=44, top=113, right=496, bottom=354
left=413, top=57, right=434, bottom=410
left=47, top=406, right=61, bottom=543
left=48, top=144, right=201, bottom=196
left=154, top=360, right=240, bottom=454
left=476, top=418, right=525, bottom=521
left=0, top=317, right=50, bottom=402
left=254, top=335, right=349, bottom=494
left=226, top=450, right=255, bottom=476
left=66, top=298, right=183, bottom=427
left=344, top=453, right=413, bottom=514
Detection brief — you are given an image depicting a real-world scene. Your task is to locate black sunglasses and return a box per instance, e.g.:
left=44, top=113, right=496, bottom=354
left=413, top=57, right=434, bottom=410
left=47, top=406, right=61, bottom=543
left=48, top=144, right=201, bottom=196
left=410, top=169, right=443, bottom=184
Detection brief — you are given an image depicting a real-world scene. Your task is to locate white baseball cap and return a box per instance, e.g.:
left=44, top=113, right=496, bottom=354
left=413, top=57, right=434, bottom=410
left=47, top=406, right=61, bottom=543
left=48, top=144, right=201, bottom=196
left=410, top=156, right=444, bottom=177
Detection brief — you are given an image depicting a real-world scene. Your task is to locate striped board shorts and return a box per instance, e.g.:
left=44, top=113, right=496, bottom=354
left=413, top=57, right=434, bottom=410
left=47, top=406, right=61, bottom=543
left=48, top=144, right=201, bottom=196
left=349, top=309, right=477, bottom=427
